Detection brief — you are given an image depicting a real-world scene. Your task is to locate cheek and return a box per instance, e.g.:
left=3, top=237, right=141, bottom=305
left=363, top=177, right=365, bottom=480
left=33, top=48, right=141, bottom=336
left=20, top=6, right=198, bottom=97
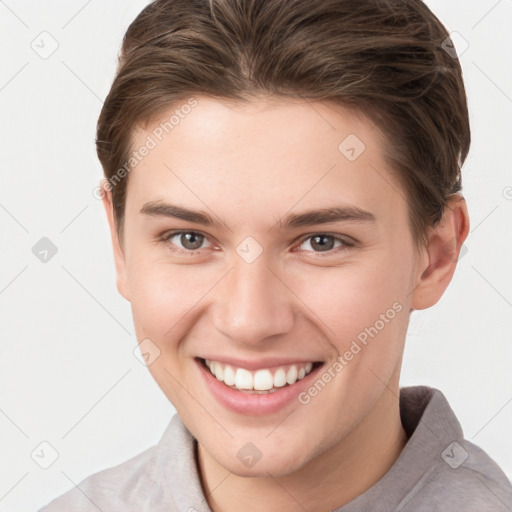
left=126, top=256, right=221, bottom=360
left=291, top=255, right=410, bottom=374
left=126, top=259, right=203, bottom=405
left=294, top=259, right=406, bottom=330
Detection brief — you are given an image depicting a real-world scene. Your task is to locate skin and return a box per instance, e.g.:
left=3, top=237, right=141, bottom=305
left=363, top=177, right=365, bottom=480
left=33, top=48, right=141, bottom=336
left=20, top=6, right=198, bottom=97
left=101, top=95, right=469, bottom=511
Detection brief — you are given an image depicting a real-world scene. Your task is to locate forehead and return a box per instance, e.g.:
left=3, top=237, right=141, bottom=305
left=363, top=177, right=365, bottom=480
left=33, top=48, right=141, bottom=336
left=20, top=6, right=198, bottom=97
left=125, top=95, right=407, bottom=230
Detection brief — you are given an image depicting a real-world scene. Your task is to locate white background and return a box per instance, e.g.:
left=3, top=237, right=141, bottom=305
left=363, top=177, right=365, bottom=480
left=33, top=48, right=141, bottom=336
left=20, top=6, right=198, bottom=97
left=0, top=1, right=511, bottom=510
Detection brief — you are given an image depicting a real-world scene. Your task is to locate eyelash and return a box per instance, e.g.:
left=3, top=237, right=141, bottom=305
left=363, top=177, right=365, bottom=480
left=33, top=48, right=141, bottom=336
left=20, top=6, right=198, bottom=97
left=159, top=230, right=355, bottom=256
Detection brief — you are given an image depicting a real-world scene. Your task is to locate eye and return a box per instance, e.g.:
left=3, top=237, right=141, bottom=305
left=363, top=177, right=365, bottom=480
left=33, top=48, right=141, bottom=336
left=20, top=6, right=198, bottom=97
left=296, top=233, right=354, bottom=254
left=161, top=230, right=213, bottom=254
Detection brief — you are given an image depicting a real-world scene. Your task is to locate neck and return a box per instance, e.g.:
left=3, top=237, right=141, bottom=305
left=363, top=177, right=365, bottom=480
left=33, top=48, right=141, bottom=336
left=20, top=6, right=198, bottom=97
left=198, top=382, right=408, bottom=512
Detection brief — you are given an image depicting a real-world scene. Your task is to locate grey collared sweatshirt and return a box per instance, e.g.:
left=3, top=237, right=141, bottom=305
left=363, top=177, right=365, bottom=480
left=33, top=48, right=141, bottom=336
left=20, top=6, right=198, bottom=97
left=38, top=386, right=512, bottom=511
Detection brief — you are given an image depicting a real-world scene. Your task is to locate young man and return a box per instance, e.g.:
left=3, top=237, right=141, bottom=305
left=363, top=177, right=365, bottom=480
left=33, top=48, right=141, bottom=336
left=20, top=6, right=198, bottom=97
left=40, top=0, right=512, bottom=510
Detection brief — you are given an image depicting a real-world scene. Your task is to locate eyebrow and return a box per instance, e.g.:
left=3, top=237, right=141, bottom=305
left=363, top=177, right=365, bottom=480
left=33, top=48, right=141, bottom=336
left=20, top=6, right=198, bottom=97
left=139, top=200, right=376, bottom=230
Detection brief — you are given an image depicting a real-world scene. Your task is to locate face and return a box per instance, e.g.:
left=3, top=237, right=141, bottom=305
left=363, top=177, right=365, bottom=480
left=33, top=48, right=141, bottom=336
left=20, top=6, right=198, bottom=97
left=104, top=95, right=430, bottom=477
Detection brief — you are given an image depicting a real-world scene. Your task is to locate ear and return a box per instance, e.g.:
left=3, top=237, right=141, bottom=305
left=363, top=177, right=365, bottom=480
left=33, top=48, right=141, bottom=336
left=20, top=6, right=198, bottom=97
left=100, top=179, right=131, bottom=302
left=410, top=194, right=470, bottom=310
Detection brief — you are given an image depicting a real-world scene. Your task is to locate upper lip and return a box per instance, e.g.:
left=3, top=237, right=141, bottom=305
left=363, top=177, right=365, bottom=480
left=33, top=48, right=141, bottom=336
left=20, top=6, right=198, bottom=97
left=197, top=356, right=322, bottom=371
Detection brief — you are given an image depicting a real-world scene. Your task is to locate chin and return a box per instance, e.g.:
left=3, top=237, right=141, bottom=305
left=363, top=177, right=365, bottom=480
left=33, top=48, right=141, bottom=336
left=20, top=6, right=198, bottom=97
left=213, top=443, right=313, bottom=478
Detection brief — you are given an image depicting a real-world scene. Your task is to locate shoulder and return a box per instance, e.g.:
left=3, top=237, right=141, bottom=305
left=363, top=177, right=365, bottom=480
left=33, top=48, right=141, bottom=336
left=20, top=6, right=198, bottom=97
left=37, top=443, right=163, bottom=511
left=402, top=440, right=512, bottom=511
left=37, top=414, right=194, bottom=512
left=393, top=386, right=512, bottom=511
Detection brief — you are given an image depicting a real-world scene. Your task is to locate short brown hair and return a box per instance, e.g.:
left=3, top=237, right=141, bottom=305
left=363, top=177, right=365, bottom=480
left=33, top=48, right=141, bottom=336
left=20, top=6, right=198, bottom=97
left=96, top=0, right=470, bottom=251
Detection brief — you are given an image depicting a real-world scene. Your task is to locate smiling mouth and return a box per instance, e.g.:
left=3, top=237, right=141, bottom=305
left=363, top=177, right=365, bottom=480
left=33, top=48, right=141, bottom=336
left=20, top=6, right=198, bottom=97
left=199, top=358, right=324, bottom=394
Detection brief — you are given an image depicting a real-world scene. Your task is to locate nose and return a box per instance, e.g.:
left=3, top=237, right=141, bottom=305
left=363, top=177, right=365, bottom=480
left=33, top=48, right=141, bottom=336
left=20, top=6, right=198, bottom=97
left=211, top=252, right=295, bottom=346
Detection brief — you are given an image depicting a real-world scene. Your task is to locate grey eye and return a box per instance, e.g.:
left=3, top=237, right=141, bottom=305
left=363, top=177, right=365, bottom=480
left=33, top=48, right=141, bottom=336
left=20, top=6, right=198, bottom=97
left=166, top=231, right=208, bottom=251
left=179, top=232, right=204, bottom=250
left=308, top=235, right=336, bottom=252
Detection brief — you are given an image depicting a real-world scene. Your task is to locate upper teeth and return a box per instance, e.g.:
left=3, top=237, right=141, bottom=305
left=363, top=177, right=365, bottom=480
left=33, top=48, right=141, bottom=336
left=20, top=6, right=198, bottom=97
left=204, top=360, right=314, bottom=391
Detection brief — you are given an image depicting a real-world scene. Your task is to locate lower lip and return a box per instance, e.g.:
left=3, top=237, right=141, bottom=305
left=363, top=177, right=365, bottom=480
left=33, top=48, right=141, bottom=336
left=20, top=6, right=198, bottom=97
left=196, top=359, right=324, bottom=415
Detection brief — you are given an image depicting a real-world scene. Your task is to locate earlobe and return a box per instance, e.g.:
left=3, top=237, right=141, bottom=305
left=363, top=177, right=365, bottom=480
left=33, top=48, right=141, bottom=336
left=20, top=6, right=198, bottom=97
left=410, top=194, right=470, bottom=311
left=100, top=179, right=131, bottom=302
